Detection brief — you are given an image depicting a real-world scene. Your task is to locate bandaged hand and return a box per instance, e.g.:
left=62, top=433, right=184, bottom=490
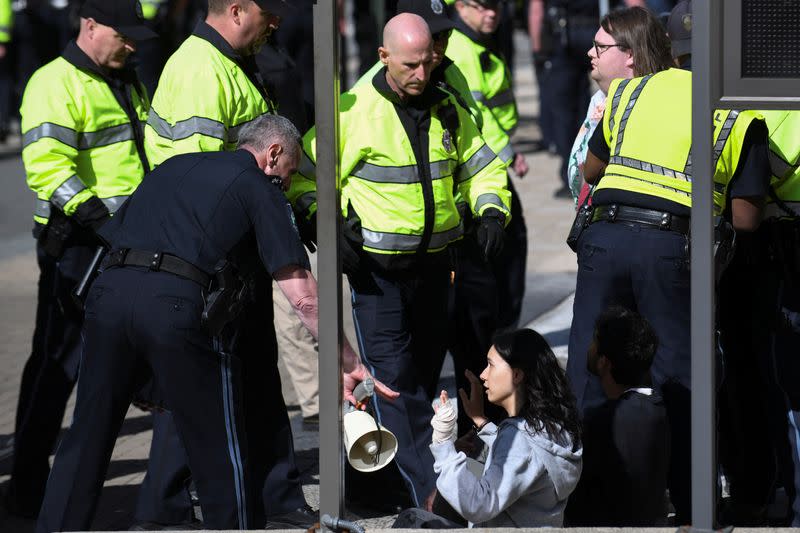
left=431, top=390, right=458, bottom=444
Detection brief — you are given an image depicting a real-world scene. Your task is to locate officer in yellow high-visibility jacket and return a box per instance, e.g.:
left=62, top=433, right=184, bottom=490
left=759, top=110, right=800, bottom=527
left=141, top=1, right=317, bottom=529
left=288, top=13, right=510, bottom=509
left=572, top=46, right=770, bottom=526
left=6, top=0, right=155, bottom=519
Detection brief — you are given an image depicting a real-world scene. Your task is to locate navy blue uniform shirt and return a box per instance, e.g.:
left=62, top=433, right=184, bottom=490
left=99, top=149, right=310, bottom=276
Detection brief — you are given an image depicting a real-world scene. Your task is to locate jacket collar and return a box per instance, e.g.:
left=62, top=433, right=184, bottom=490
left=370, top=66, right=449, bottom=109
left=193, top=20, right=249, bottom=63
left=61, top=40, right=139, bottom=87
left=452, top=11, right=493, bottom=48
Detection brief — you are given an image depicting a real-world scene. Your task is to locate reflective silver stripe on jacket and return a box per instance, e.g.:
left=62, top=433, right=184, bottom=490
left=712, top=110, right=739, bottom=170
left=23, top=122, right=78, bottom=149
left=613, top=74, right=653, bottom=157
left=497, top=142, right=514, bottom=165
left=298, top=152, right=316, bottom=180
left=475, top=193, right=505, bottom=213
left=100, top=195, right=130, bottom=214
left=606, top=173, right=691, bottom=198
left=608, top=78, right=632, bottom=135
left=456, top=144, right=495, bottom=183
left=80, top=124, right=135, bottom=149
left=351, top=160, right=453, bottom=184
left=609, top=155, right=692, bottom=182
left=24, top=122, right=135, bottom=150
left=50, top=175, right=86, bottom=209
left=471, top=91, right=485, bottom=104
left=768, top=149, right=797, bottom=180
left=485, top=89, right=514, bottom=109
left=362, top=221, right=463, bottom=252
left=146, top=109, right=227, bottom=142
left=35, top=199, right=51, bottom=218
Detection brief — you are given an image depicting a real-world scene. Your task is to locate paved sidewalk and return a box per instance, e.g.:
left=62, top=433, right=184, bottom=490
left=0, top=28, right=578, bottom=532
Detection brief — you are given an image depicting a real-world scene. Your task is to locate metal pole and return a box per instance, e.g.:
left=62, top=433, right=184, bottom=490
left=690, top=0, right=716, bottom=528
left=313, top=0, right=344, bottom=526
left=598, top=0, right=610, bottom=18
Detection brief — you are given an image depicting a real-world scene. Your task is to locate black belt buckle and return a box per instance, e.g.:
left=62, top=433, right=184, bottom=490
left=607, top=204, right=619, bottom=222
left=149, top=251, right=164, bottom=271
left=660, top=212, right=672, bottom=230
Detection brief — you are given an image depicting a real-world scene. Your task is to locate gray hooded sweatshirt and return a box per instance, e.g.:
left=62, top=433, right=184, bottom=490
left=431, top=417, right=583, bottom=527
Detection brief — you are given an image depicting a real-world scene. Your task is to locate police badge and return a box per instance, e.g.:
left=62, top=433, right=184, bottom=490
left=442, top=130, right=453, bottom=152
left=431, top=0, right=444, bottom=15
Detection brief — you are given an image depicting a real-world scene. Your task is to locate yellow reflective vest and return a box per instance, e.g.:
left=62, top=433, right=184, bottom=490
left=356, top=57, right=514, bottom=166
left=145, top=23, right=275, bottom=166
left=595, top=68, right=762, bottom=215
left=446, top=19, right=518, bottom=144
left=21, top=42, right=150, bottom=225
left=760, top=110, right=800, bottom=220
left=287, top=69, right=511, bottom=270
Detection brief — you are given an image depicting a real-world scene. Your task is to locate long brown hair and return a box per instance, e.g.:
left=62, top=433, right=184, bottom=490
left=601, top=6, right=672, bottom=77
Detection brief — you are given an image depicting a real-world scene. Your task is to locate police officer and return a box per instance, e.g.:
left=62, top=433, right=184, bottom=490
left=6, top=0, right=154, bottom=518
left=445, top=0, right=530, bottom=431
left=35, top=114, right=396, bottom=533
left=760, top=110, right=800, bottom=527
left=568, top=1, right=771, bottom=519
left=0, top=0, right=12, bottom=141
left=142, top=1, right=319, bottom=528
left=288, top=13, right=511, bottom=508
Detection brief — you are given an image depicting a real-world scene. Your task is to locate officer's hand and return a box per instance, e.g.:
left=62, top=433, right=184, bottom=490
left=297, top=213, right=317, bottom=253
left=343, top=362, right=399, bottom=404
left=74, top=196, right=111, bottom=231
left=340, top=216, right=364, bottom=274
left=512, top=152, right=529, bottom=178
left=476, top=208, right=506, bottom=262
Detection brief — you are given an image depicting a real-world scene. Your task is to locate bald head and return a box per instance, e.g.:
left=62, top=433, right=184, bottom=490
left=379, top=13, right=434, bottom=99
left=383, top=13, right=432, bottom=52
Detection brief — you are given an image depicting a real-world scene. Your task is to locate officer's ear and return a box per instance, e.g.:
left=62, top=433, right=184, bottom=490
left=267, top=143, right=283, bottom=166
left=230, top=1, right=244, bottom=24
left=378, top=46, right=390, bottom=66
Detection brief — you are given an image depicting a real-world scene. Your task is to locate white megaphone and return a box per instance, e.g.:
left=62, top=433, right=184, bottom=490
left=343, top=379, right=398, bottom=472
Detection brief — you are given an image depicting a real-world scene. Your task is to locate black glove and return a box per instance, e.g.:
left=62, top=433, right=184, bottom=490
left=340, top=215, right=364, bottom=275
left=297, top=212, right=318, bottom=252
left=476, top=208, right=506, bottom=262
left=74, top=196, right=110, bottom=231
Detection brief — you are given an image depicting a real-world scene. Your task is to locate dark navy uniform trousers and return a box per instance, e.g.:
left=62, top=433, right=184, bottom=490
left=349, top=266, right=450, bottom=507
left=7, top=243, right=93, bottom=516
left=37, top=267, right=252, bottom=532
left=567, top=220, right=692, bottom=523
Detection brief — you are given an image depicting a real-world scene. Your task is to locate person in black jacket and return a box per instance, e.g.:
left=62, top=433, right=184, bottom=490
left=565, top=306, right=670, bottom=526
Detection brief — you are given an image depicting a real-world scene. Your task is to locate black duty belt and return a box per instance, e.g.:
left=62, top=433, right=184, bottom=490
left=591, top=204, right=691, bottom=235
left=101, top=249, right=211, bottom=287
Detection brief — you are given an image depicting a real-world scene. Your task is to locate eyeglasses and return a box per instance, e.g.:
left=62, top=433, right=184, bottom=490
left=593, top=40, right=626, bottom=57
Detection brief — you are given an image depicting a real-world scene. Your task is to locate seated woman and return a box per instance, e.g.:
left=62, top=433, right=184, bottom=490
left=412, top=328, right=583, bottom=528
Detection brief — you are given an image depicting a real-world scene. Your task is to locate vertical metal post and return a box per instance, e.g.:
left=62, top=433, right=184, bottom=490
left=598, top=0, right=610, bottom=18
left=691, top=0, right=717, bottom=528
left=313, top=0, right=344, bottom=525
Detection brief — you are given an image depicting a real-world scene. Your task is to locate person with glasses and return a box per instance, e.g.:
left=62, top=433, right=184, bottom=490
left=528, top=0, right=645, bottom=200
left=569, top=1, right=771, bottom=523
left=567, top=7, right=673, bottom=206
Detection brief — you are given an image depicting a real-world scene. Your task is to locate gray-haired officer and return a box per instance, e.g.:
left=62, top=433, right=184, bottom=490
left=35, top=114, right=397, bottom=532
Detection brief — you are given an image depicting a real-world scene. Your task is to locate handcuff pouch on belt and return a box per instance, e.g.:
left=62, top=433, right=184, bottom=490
left=566, top=202, right=594, bottom=252
left=201, top=260, right=254, bottom=337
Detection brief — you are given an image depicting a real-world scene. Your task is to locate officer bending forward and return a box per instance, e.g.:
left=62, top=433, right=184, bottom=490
left=36, top=114, right=397, bottom=533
